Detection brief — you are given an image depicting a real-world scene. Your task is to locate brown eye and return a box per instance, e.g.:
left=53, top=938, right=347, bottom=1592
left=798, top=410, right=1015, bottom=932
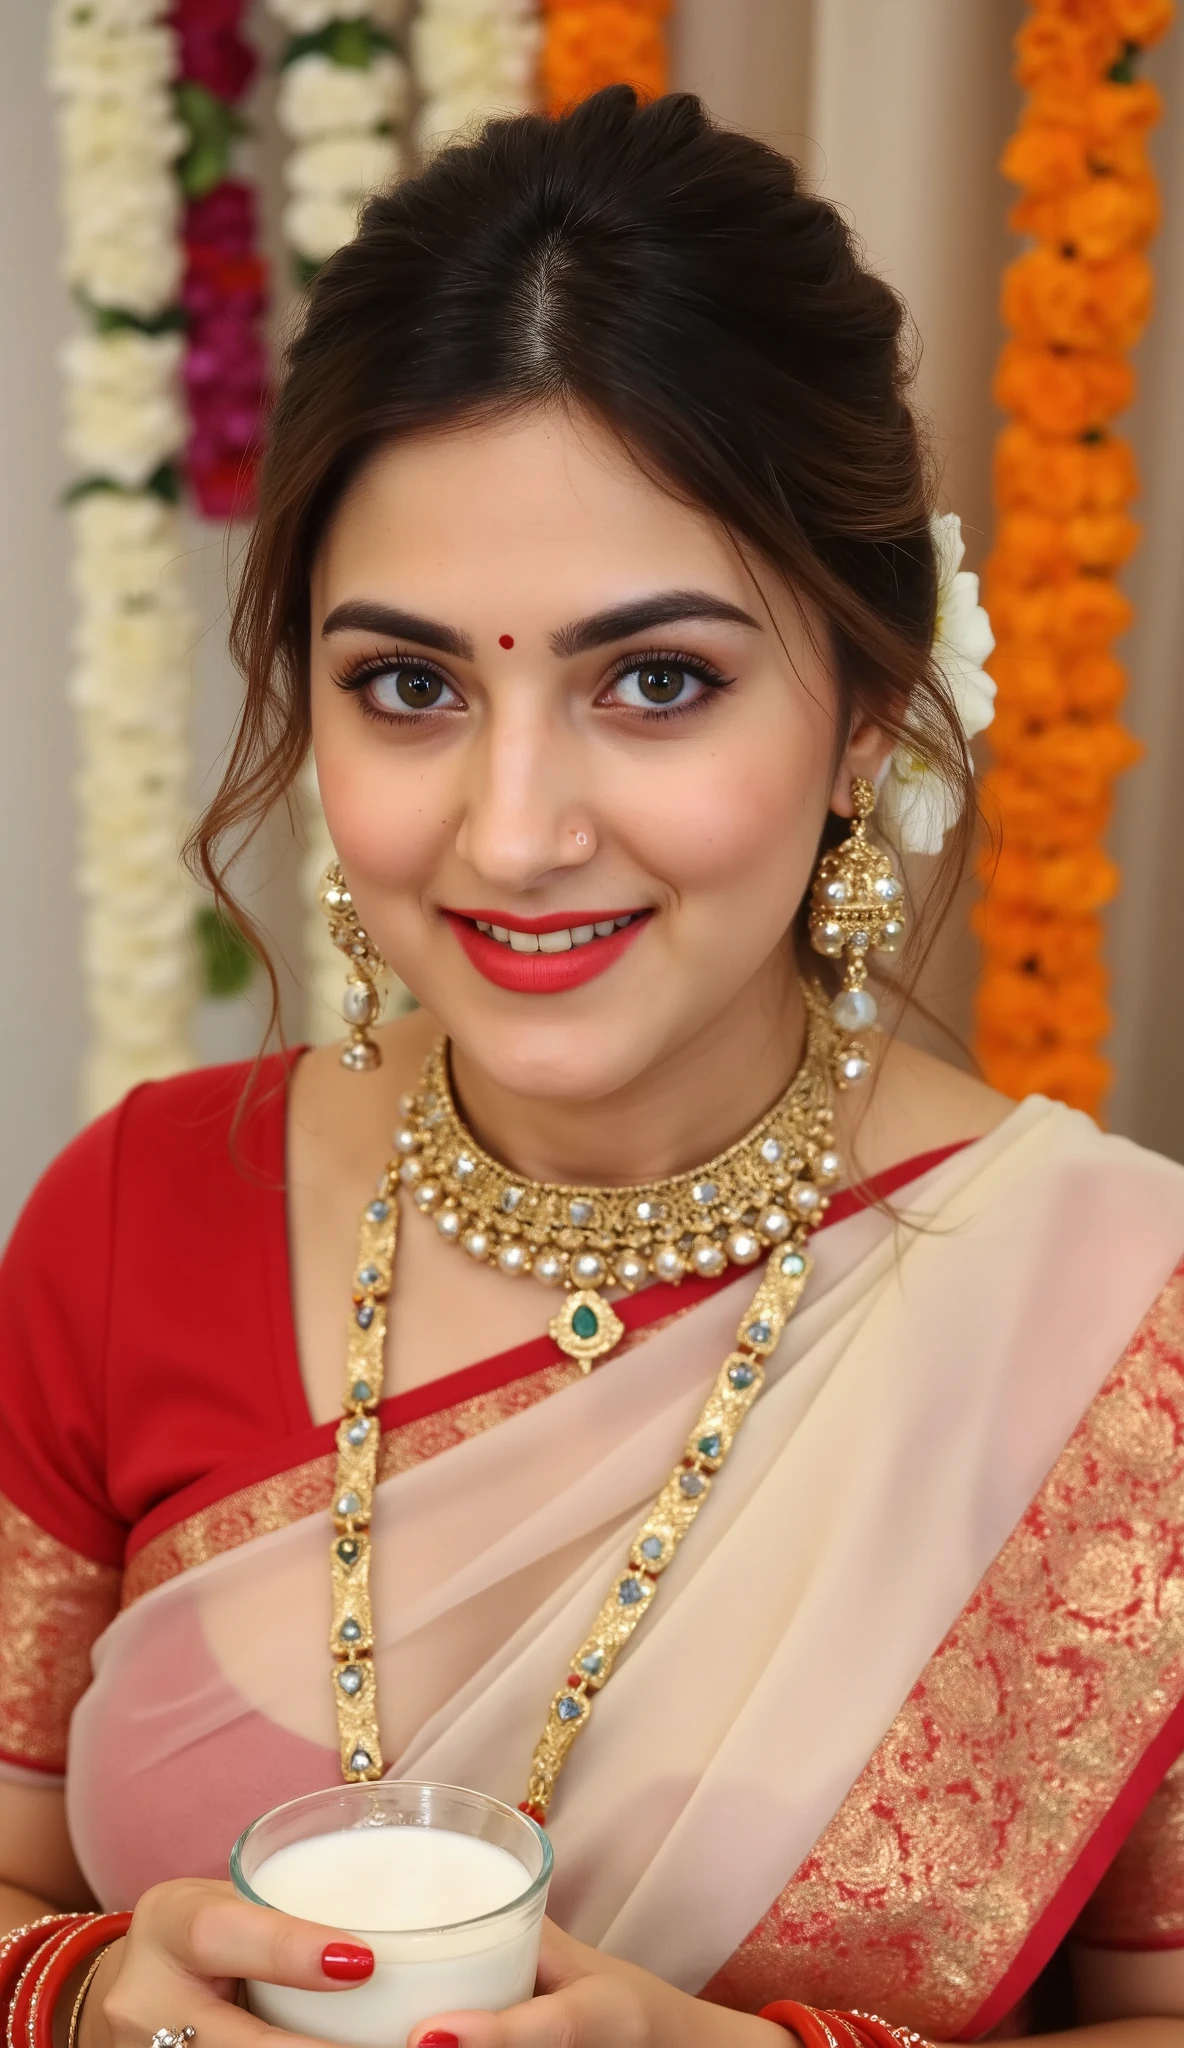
left=610, top=663, right=705, bottom=710
left=370, top=666, right=456, bottom=712
left=637, top=665, right=684, bottom=703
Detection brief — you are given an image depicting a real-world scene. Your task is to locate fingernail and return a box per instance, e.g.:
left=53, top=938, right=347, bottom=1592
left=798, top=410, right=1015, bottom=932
left=321, top=1942, right=375, bottom=1981
left=417, top=2035, right=460, bottom=2047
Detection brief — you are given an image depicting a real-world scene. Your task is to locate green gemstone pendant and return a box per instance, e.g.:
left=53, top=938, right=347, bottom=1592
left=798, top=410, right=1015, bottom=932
left=549, top=1288, right=626, bottom=1371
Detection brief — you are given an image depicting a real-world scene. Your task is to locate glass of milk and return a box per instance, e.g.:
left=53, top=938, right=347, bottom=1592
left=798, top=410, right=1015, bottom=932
left=230, top=1780, right=553, bottom=2048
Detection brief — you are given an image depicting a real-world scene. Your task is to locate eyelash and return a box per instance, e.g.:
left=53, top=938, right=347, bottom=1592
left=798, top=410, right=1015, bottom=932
left=332, top=646, right=737, bottom=727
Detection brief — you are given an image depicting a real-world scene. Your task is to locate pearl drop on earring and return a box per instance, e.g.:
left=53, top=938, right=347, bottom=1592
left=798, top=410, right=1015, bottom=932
left=574, top=831, right=589, bottom=848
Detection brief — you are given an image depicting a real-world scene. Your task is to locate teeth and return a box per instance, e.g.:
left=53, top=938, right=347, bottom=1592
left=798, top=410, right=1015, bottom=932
left=476, top=915, right=640, bottom=950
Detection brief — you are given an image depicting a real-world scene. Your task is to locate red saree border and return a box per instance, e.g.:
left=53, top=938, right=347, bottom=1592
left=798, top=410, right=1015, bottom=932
left=966, top=1691, right=1184, bottom=2027
left=703, top=1252, right=1184, bottom=2041
left=127, top=1140, right=968, bottom=1575
left=1074, top=1750, right=1184, bottom=1951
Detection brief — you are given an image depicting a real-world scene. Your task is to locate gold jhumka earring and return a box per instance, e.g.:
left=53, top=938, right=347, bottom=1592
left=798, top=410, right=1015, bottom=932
left=318, top=862, right=385, bottom=1071
left=808, top=775, right=907, bottom=1087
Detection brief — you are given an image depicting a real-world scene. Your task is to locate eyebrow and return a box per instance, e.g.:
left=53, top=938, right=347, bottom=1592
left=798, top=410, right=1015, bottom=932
left=320, top=601, right=475, bottom=660
left=549, top=590, right=762, bottom=657
left=319, top=588, right=762, bottom=662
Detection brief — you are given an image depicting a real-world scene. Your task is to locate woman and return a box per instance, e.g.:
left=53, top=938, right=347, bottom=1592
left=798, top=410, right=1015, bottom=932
left=3, top=83, right=1184, bottom=2048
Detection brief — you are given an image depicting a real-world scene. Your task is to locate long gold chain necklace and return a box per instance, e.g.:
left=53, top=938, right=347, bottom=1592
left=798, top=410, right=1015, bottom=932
left=327, top=986, right=840, bottom=1814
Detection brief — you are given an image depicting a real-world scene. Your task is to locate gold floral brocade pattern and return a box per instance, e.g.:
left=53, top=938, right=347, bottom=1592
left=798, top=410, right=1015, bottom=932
left=122, top=1361, right=584, bottom=1606
left=703, top=1259, right=1184, bottom=2040
left=1076, top=1749, right=1184, bottom=1949
left=0, top=1490, right=120, bottom=1770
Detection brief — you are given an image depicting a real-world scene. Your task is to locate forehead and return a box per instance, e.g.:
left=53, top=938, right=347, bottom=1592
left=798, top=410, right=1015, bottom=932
left=312, top=405, right=762, bottom=620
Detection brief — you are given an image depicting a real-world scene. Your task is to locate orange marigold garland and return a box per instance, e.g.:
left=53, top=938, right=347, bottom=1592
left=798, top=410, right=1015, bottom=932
left=974, top=0, right=1173, bottom=1116
left=541, top=0, right=669, bottom=112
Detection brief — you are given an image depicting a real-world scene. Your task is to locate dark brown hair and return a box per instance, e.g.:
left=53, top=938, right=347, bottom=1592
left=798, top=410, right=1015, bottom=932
left=190, top=85, right=972, bottom=997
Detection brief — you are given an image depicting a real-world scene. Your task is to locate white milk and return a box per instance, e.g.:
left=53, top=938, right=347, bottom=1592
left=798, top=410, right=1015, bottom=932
left=246, top=1825, right=542, bottom=2048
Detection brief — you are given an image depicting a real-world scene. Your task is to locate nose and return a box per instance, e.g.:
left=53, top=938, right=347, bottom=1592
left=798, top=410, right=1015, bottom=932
left=453, top=695, right=594, bottom=892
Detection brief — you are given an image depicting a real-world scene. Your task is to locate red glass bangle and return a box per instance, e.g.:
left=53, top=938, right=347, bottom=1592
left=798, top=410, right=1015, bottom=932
left=26, top=1914, right=130, bottom=2048
left=759, top=2003, right=925, bottom=2048
left=830, top=2013, right=926, bottom=2048
left=0, top=1921, right=83, bottom=2024
left=4, top=1922, right=89, bottom=2048
left=824, top=2019, right=869, bottom=2048
left=759, top=2001, right=843, bottom=2048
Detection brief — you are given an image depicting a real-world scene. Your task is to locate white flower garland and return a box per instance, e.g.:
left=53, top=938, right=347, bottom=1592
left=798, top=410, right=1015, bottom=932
left=412, top=0, right=540, bottom=157
left=50, top=0, right=197, bottom=1116
left=268, top=0, right=414, bottom=1038
left=877, top=512, right=996, bottom=857
left=270, top=2, right=410, bottom=268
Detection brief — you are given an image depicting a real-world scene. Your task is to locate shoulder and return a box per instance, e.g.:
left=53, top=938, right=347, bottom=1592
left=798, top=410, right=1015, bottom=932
left=3, top=1052, right=295, bottom=1262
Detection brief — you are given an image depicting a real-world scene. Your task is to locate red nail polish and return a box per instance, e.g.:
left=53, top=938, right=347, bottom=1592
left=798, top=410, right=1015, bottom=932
left=416, top=2035, right=460, bottom=2047
left=321, top=1942, right=375, bottom=1981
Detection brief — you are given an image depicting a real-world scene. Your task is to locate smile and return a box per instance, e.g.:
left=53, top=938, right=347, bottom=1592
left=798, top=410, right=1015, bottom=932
left=442, top=909, right=651, bottom=994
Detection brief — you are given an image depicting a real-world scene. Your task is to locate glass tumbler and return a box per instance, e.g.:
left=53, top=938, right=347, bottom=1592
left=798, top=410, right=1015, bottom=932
left=230, top=1780, right=553, bottom=2048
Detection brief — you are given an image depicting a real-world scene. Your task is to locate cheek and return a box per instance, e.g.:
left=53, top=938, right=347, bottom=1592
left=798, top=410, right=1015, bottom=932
left=617, top=728, right=829, bottom=900
left=312, top=716, right=451, bottom=891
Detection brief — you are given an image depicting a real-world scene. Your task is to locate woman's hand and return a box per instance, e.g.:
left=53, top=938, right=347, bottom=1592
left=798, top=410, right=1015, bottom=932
left=406, top=1921, right=788, bottom=2048
left=81, top=1878, right=375, bottom=2048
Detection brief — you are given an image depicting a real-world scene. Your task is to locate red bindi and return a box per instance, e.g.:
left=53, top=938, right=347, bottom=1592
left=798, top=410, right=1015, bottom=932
left=498, top=634, right=514, bottom=649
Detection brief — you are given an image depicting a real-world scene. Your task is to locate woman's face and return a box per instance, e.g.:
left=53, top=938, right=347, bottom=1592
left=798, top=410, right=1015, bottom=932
left=310, top=406, right=885, bottom=1102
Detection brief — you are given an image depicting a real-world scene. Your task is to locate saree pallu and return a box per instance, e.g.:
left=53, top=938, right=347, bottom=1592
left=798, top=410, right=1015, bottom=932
left=14, top=1093, right=1184, bottom=2035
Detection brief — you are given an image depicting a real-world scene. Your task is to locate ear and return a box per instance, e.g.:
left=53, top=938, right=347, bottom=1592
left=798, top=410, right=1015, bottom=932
left=828, top=715, right=893, bottom=819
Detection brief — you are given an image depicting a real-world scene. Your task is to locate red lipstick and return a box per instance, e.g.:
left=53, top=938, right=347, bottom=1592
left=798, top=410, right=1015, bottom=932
left=442, top=909, right=650, bottom=994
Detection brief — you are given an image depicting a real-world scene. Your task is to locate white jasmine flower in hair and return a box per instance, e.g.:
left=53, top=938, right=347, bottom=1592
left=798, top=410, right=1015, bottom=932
left=877, top=511, right=996, bottom=857
left=930, top=512, right=996, bottom=741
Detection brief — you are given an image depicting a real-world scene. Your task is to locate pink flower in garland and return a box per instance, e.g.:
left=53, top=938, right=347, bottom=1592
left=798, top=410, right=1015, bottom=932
left=172, top=1, right=269, bottom=520
left=182, top=181, right=268, bottom=518
left=173, top=0, right=257, bottom=101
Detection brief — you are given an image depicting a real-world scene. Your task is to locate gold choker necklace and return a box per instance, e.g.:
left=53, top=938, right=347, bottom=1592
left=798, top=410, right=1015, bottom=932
left=392, top=982, right=841, bottom=1367
left=325, top=985, right=843, bottom=1805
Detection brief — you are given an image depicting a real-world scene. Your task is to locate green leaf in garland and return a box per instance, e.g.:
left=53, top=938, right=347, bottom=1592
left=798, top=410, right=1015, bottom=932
left=278, top=19, right=395, bottom=69
left=194, top=904, right=257, bottom=1000
left=63, top=461, right=182, bottom=507
left=174, top=80, right=244, bottom=199
left=1107, top=40, right=1140, bottom=84
left=82, top=297, right=187, bottom=336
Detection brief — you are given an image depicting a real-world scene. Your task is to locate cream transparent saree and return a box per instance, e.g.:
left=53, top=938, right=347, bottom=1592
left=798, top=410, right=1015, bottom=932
left=65, top=1099, right=1184, bottom=2036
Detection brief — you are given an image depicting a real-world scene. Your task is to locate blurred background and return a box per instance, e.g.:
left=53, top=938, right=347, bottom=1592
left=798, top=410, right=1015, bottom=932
left=3, top=0, right=1182, bottom=1239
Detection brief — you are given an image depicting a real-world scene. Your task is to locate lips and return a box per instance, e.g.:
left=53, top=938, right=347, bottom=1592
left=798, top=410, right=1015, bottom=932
left=443, top=909, right=651, bottom=994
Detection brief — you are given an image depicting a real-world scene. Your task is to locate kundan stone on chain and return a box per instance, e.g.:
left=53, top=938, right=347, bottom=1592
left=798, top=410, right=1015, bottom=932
left=393, top=983, right=842, bottom=1367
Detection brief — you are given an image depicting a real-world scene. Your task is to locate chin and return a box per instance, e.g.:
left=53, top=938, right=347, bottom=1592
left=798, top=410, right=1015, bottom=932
left=446, top=1005, right=672, bottom=1106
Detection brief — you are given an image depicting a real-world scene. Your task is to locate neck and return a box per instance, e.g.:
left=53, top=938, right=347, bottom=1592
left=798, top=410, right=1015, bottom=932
left=446, top=954, right=807, bottom=1187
